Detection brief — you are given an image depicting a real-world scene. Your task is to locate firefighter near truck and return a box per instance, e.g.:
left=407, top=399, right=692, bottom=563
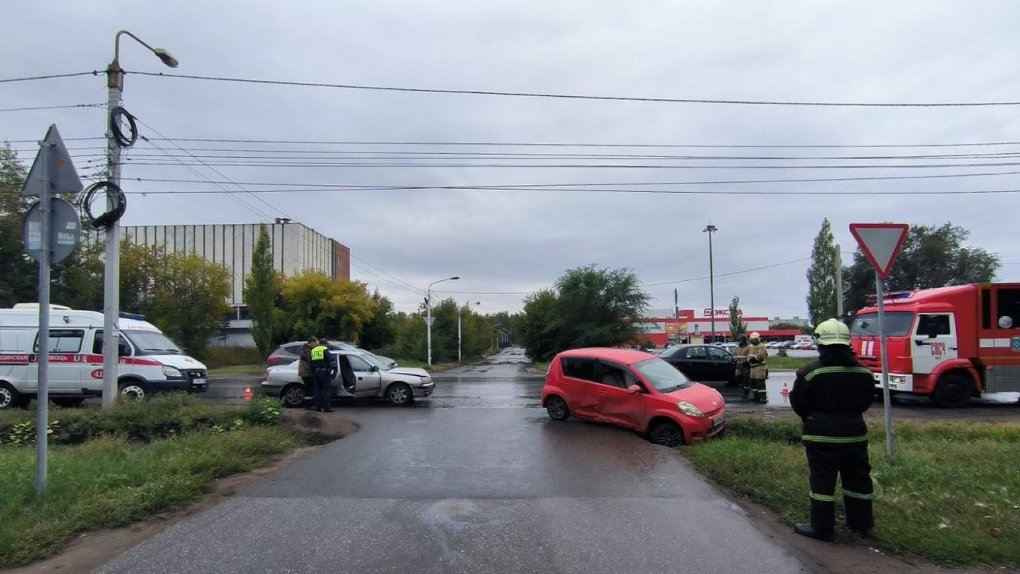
left=849, top=283, right=1020, bottom=408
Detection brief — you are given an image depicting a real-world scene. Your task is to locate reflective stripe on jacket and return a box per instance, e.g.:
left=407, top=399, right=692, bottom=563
left=790, top=354, right=874, bottom=439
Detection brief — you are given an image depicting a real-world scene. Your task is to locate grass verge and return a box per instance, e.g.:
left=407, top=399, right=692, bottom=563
left=767, top=356, right=813, bottom=370
left=0, top=396, right=302, bottom=568
left=682, top=415, right=1020, bottom=568
left=208, top=363, right=266, bottom=375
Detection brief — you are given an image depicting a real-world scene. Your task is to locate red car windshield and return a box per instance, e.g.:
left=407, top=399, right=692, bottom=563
left=633, top=357, right=692, bottom=392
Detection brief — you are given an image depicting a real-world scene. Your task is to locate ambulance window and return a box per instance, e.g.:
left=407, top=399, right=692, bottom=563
left=916, top=315, right=950, bottom=337
left=92, top=331, right=133, bottom=356
left=35, top=329, right=85, bottom=353
left=996, top=289, right=1020, bottom=330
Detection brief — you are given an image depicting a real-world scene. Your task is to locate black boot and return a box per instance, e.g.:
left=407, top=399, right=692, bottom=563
left=794, top=523, right=834, bottom=542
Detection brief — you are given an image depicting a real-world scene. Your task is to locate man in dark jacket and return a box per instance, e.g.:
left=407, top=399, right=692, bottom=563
left=789, top=318, right=876, bottom=542
left=309, top=338, right=337, bottom=412
left=298, top=337, right=317, bottom=409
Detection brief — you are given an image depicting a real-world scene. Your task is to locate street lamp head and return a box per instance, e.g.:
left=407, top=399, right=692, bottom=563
left=449, top=276, right=460, bottom=281
left=703, top=224, right=718, bottom=233
left=153, top=48, right=179, bottom=68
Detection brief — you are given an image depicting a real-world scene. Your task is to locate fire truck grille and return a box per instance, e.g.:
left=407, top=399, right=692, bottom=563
left=984, top=366, right=1020, bottom=393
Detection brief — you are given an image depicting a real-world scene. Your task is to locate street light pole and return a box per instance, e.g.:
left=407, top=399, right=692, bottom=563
left=703, top=224, right=718, bottom=344
left=426, top=276, right=459, bottom=367
left=102, top=31, right=178, bottom=408
left=458, top=300, right=480, bottom=362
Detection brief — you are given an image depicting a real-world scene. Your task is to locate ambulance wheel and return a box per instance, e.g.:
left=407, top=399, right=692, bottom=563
left=0, top=382, right=28, bottom=410
left=281, top=384, right=306, bottom=408
left=119, top=381, right=146, bottom=402
left=932, top=375, right=972, bottom=409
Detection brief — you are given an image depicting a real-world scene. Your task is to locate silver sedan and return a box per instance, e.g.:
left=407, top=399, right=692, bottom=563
left=260, top=349, right=434, bottom=407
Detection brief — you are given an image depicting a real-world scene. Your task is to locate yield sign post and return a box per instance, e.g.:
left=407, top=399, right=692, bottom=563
left=849, top=223, right=909, bottom=463
left=20, top=125, right=83, bottom=494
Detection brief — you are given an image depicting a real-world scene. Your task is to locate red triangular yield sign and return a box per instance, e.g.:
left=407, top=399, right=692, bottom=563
left=849, top=223, right=909, bottom=279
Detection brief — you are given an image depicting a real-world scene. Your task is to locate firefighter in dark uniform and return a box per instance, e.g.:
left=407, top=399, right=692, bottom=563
left=790, top=318, right=876, bottom=541
left=309, top=339, right=337, bottom=412
left=733, top=334, right=751, bottom=393
left=747, top=332, right=768, bottom=403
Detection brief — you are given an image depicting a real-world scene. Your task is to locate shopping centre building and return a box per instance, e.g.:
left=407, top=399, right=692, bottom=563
left=635, top=308, right=805, bottom=347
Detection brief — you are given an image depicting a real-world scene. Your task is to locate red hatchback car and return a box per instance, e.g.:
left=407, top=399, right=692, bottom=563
left=542, top=348, right=726, bottom=446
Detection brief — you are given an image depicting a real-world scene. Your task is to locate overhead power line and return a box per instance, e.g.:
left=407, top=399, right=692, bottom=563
left=11, top=135, right=1020, bottom=149
left=111, top=169, right=1020, bottom=188
left=128, top=70, right=1020, bottom=107
left=0, top=103, right=104, bottom=113
left=0, top=71, right=97, bottom=83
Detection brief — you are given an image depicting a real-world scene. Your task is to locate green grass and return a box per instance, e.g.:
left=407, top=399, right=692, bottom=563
left=0, top=426, right=301, bottom=568
left=208, top=363, right=266, bottom=375
left=683, top=416, right=1020, bottom=568
left=767, top=356, right=813, bottom=370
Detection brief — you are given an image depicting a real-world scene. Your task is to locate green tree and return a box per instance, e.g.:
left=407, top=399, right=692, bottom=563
left=244, top=225, right=280, bottom=358
left=0, top=145, right=35, bottom=307
left=52, top=237, right=104, bottom=310
left=519, top=289, right=560, bottom=361
left=144, top=253, right=231, bottom=359
left=519, top=265, right=650, bottom=360
left=728, top=296, right=747, bottom=338
left=806, top=218, right=839, bottom=327
left=843, top=223, right=1000, bottom=313
left=279, top=271, right=377, bottom=342
left=360, top=290, right=396, bottom=350
left=119, top=241, right=168, bottom=313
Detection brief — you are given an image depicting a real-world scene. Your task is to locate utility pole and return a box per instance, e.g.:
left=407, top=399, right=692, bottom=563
left=426, top=276, right=458, bottom=367
left=102, top=31, right=178, bottom=407
left=704, top=224, right=718, bottom=343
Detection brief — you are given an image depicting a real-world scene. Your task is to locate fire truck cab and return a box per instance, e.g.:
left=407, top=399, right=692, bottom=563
left=849, top=283, right=1020, bottom=408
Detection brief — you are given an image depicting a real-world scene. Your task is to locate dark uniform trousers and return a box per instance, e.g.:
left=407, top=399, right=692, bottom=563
left=804, top=437, right=874, bottom=532
left=313, top=368, right=333, bottom=410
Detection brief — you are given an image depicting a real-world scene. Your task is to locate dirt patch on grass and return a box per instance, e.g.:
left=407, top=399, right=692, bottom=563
left=3, top=411, right=357, bottom=574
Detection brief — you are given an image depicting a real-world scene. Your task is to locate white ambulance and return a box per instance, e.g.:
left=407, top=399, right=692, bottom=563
left=0, top=305, right=208, bottom=409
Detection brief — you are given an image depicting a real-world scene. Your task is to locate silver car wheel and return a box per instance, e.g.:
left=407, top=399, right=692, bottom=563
left=387, top=383, right=412, bottom=406
left=281, top=384, right=306, bottom=408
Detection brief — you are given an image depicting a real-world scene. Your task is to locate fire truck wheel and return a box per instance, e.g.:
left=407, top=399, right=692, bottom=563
left=932, top=375, right=972, bottom=409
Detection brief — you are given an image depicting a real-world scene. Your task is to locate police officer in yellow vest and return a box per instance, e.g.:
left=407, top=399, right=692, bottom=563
left=790, top=318, right=876, bottom=542
left=309, top=339, right=337, bottom=412
left=747, top=332, right=768, bottom=403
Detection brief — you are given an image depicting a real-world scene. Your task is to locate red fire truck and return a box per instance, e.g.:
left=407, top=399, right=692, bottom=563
left=849, top=283, right=1020, bottom=408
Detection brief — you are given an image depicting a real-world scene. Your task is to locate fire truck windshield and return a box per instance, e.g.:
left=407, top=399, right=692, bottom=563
left=850, top=311, right=914, bottom=337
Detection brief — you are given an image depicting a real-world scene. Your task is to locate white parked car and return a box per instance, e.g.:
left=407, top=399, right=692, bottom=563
left=260, top=349, right=433, bottom=407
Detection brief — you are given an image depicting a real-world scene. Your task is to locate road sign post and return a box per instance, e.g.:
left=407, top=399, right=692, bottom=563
left=849, top=223, right=909, bottom=462
left=21, top=125, right=83, bottom=493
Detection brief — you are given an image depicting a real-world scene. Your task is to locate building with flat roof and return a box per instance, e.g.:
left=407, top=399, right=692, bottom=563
left=104, top=219, right=350, bottom=346
left=638, top=308, right=802, bottom=347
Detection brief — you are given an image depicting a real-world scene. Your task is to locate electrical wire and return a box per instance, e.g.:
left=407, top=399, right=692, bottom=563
left=0, top=103, right=104, bottom=113
left=0, top=71, right=97, bottom=83
left=112, top=169, right=1020, bottom=188
left=128, top=70, right=1020, bottom=107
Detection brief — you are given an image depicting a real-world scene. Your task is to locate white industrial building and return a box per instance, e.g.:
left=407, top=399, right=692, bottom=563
left=103, top=219, right=351, bottom=346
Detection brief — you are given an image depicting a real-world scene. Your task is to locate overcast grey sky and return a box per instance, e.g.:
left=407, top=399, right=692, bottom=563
left=4, top=1, right=1019, bottom=320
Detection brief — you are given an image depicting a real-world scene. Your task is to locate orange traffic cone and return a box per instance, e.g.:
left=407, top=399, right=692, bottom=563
left=243, top=384, right=253, bottom=402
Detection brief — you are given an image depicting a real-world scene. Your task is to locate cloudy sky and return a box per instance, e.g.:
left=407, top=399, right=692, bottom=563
left=4, top=1, right=1020, bottom=320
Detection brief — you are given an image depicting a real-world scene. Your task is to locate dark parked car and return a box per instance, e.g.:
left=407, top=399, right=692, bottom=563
left=265, top=340, right=397, bottom=369
left=658, top=344, right=736, bottom=384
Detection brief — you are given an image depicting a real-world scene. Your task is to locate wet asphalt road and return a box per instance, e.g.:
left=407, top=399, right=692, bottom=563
left=96, top=348, right=811, bottom=574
